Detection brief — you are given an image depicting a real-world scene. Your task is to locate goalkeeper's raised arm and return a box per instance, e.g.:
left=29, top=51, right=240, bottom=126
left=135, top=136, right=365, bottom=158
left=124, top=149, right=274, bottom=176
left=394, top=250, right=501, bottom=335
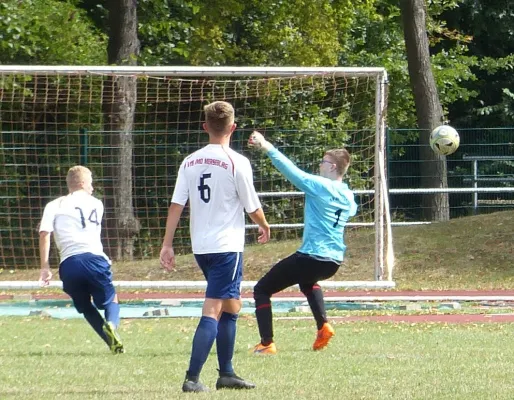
left=248, top=131, right=315, bottom=194
left=249, top=130, right=355, bottom=202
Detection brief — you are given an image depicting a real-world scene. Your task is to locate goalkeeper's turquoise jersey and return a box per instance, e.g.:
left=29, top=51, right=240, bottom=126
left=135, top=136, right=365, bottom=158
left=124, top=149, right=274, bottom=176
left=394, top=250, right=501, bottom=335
left=266, top=147, right=357, bottom=263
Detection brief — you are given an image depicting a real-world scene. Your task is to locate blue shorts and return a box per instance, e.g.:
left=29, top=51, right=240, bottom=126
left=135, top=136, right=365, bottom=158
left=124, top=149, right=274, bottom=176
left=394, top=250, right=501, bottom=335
left=194, top=252, right=243, bottom=299
left=59, top=253, right=116, bottom=313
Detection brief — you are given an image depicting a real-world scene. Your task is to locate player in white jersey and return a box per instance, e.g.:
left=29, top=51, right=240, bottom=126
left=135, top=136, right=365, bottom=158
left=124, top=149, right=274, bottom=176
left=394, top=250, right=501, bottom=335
left=38, top=166, right=123, bottom=354
left=160, top=101, right=271, bottom=393
left=248, top=131, right=357, bottom=354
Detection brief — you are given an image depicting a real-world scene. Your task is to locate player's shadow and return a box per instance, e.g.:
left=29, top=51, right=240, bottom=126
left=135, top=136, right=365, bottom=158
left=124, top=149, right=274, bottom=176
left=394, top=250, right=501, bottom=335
left=3, top=389, right=167, bottom=397
left=6, top=349, right=190, bottom=357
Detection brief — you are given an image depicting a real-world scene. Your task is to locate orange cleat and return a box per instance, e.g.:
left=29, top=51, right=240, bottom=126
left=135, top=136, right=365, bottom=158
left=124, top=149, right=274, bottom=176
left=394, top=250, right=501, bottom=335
left=313, top=323, right=335, bottom=351
left=253, top=342, right=277, bottom=355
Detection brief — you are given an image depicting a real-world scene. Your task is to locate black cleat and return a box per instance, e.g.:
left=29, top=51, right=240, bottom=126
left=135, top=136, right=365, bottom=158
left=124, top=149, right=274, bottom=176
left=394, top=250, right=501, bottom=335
left=216, top=372, right=256, bottom=390
left=182, top=374, right=209, bottom=393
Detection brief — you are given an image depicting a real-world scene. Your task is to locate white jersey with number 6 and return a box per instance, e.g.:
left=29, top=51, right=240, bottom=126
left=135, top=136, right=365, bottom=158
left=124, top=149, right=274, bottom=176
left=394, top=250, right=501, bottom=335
left=172, top=144, right=262, bottom=254
left=39, top=191, right=110, bottom=263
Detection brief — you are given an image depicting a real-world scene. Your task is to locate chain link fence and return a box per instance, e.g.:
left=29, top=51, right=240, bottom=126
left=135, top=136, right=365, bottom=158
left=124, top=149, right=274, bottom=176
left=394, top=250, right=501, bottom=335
left=388, top=127, right=514, bottom=221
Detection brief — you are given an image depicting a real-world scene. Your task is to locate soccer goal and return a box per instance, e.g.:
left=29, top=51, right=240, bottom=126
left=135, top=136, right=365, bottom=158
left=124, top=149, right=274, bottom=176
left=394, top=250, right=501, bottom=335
left=0, top=66, right=394, bottom=290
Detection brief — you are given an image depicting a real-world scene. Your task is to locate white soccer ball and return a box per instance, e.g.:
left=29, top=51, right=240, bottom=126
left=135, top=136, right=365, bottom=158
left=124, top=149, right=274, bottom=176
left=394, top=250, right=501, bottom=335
left=429, top=125, right=460, bottom=156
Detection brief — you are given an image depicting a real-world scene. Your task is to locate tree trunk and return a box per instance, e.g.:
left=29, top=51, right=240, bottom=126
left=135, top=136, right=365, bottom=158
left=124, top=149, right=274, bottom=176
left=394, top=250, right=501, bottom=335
left=400, top=0, right=450, bottom=221
left=102, top=0, right=140, bottom=260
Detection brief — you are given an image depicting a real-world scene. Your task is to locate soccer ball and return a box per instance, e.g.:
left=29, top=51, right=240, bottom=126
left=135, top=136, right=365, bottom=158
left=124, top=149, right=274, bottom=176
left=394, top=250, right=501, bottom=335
left=429, top=125, right=460, bottom=156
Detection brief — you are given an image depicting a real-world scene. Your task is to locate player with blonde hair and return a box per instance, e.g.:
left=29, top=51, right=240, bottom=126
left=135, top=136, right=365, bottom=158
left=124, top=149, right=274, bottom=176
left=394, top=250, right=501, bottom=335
left=248, top=131, right=357, bottom=354
left=160, top=101, right=271, bottom=392
left=39, top=166, right=123, bottom=354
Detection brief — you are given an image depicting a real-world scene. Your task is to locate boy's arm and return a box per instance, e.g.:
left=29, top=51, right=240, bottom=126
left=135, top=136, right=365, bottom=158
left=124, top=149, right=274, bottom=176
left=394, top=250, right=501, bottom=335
left=247, top=208, right=270, bottom=244
left=38, top=202, right=56, bottom=286
left=249, top=131, right=323, bottom=195
left=160, top=160, right=188, bottom=271
left=160, top=202, right=185, bottom=271
left=39, top=231, right=53, bottom=286
left=234, top=157, right=270, bottom=244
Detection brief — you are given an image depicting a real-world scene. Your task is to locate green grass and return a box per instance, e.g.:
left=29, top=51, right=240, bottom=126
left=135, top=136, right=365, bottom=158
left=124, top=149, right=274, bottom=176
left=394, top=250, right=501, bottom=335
left=3, top=212, right=514, bottom=399
left=3, top=210, right=514, bottom=290
left=1, top=317, right=514, bottom=399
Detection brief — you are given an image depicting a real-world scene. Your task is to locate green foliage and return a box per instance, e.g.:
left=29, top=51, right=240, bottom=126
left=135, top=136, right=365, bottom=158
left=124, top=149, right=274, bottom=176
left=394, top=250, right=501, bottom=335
left=134, top=0, right=377, bottom=67
left=473, top=55, right=514, bottom=123
left=431, top=46, right=478, bottom=114
left=137, top=0, right=201, bottom=65
left=331, top=0, right=479, bottom=135
left=479, top=54, right=514, bottom=75
left=3, top=0, right=510, bottom=130
left=476, top=88, right=514, bottom=121
left=212, top=0, right=343, bottom=66
left=440, top=0, right=514, bottom=127
left=0, top=0, right=106, bottom=64
left=71, top=0, right=501, bottom=131
left=341, top=1, right=416, bottom=132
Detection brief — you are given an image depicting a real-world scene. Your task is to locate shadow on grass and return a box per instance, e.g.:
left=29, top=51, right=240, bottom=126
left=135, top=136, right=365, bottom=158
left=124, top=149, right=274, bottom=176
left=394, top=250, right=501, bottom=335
left=0, top=389, right=167, bottom=396
left=4, top=350, right=191, bottom=357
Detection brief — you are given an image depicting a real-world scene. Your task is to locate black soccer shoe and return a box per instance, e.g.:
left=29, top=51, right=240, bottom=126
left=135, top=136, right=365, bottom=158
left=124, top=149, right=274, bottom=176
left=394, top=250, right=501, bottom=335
left=182, top=374, right=209, bottom=393
left=216, top=372, right=256, bottom=390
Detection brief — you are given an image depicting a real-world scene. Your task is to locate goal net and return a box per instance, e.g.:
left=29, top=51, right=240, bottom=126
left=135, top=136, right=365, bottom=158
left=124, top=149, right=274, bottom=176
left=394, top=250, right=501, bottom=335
left=0, top=66, right=393, bottom=288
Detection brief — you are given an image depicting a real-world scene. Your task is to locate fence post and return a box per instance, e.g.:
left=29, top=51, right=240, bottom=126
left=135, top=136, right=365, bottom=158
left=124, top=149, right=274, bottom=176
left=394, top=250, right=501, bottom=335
left=472, top=159, right=478, bottom=215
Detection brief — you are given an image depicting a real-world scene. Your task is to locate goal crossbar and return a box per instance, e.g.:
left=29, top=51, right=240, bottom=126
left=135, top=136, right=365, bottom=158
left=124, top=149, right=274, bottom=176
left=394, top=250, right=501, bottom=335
left=0, top=65, right=386, bottom=77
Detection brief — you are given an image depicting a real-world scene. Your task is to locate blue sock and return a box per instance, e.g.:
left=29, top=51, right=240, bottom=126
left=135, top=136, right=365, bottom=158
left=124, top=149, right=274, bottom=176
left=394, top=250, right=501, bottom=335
left=216, top=312, right=238, bottom=374
left=83, top=305, right=108, bottom=344
left=104, top=302, right=120, bottom=328
left=187, top=316, right=218, bottom=377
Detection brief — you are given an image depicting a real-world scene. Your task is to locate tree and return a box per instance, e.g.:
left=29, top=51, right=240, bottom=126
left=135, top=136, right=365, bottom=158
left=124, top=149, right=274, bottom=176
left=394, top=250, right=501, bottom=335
left=400, top=0, right=449, bottom=221
left=102, top=0, right=140, bottom=260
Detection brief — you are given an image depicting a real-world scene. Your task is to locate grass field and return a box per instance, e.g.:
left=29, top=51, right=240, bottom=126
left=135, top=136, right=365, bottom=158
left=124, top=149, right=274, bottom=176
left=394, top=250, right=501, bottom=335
left=2, top=212, right=514, bottom=399
left=3, top=210, right=514, bottom=290
left=2, top=317, right=514, bottom=400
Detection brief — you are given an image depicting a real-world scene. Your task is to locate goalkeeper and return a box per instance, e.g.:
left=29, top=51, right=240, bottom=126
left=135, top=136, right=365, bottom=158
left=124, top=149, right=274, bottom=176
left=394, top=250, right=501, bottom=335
left=248, top=131, right=357, bottom=354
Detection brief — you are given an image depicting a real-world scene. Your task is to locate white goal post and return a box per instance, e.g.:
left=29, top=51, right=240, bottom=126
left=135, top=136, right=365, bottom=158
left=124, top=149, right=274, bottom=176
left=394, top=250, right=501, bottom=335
left=0, top=65, right=394, bottom=290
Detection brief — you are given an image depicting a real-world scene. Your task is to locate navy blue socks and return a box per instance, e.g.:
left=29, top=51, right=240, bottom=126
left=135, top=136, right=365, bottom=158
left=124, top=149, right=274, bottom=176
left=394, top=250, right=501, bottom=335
left=187, top=316, right=218, bottom=377
left=216, top=312, right=238, bottom=374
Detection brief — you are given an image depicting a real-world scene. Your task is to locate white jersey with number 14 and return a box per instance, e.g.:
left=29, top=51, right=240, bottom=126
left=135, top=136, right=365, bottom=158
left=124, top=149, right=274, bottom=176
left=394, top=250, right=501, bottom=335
left=39, top=191, right=110, bottom=263
left=171, top=144, right=262, bottom=254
